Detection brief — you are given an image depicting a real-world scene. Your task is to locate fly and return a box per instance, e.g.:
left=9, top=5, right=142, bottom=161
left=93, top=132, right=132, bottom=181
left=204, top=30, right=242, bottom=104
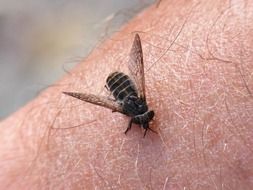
left=63, top=34, right=156, bottom=137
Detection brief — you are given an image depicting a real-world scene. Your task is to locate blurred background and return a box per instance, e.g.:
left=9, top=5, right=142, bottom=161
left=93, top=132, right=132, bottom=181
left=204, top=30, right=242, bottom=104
left=0, top=0, right=155, bottom=119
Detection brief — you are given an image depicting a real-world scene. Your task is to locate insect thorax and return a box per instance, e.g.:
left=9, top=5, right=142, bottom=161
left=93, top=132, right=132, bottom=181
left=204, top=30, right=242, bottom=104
left=122, top=95, right=148, bottom=116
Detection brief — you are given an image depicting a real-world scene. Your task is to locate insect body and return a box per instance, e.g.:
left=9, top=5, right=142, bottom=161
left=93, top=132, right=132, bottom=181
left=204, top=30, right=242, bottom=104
left=106, top=71, right=155, bottom=136
left=63, top=34, right=156, bottom=137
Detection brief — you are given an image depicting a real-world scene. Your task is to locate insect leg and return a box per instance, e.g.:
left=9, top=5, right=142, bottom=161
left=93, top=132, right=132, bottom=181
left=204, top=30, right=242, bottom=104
left=104, top=85, right=109, bottom=91
left=143, top=123, right=157, bottom=137
left=125, top=118, right=133, bottom=135
left=143, top=128, right=148, bottom=137
left=148, top=127, right=158, bottom=134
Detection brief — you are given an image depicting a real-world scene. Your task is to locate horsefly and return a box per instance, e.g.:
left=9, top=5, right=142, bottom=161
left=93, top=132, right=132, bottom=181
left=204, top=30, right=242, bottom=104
left=63, top=34, right=156, bottom=137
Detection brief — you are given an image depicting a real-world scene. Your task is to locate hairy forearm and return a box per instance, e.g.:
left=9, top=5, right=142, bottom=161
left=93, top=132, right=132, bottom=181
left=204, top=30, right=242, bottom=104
left=0, top=0, right=253, bottom=189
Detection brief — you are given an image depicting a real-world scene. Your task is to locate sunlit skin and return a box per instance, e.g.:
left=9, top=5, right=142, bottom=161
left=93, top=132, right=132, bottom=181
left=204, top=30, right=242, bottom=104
left=0, top=0, right=253, bottom=189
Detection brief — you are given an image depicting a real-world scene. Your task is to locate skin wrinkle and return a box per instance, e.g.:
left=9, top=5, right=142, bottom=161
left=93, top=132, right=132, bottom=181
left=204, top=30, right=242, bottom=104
left=224, top=100, right=253, bottom=154
left=148, top=167, right=154, bottom=190
left=162, top=176, right=169, bottom=190
left=0, top=0, right=252, bottom=189
left=53, top=157, right=83, bottom=189
left=4, top=102, right=63, bottom=188
left=134, top=143, right=143, bottom=189
left=20, top=110, right=63, bottom=186
left=201, top=124, right=219, bottom=190
left=92, top=165, right=113, bottom=190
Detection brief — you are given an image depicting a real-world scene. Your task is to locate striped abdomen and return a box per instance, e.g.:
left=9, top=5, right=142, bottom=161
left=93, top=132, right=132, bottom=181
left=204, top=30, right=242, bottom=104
left=106, top=72, right=137, bottom=101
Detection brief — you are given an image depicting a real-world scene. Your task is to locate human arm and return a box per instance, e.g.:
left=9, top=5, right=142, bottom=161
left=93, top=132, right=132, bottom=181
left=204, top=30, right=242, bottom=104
left=0, top=0, right=253, bottom=189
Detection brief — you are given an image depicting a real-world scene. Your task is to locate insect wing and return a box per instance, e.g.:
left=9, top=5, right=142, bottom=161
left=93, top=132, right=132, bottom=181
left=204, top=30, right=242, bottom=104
left=128, top=34, right=146, bottom=101
left=63, top=92, right=123, bottom=113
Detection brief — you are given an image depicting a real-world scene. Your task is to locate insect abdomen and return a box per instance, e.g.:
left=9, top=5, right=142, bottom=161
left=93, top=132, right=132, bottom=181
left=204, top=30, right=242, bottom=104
left=106, top=72, right=137, bottom=101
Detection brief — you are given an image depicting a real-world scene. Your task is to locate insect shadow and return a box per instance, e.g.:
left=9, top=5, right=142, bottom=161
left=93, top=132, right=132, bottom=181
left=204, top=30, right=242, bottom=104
left=63, top=34, right=157, bottom=137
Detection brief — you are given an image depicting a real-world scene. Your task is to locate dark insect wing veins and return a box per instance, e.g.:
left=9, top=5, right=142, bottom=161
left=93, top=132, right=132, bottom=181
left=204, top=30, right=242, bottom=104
left=128, top=34, right=146, bottom=101
left=63, top=92, right=123, bottom=113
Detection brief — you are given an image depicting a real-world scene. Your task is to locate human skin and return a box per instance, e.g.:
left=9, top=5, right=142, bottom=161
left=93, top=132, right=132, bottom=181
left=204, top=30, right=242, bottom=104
left=0, top=0, right=253, bottom=189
